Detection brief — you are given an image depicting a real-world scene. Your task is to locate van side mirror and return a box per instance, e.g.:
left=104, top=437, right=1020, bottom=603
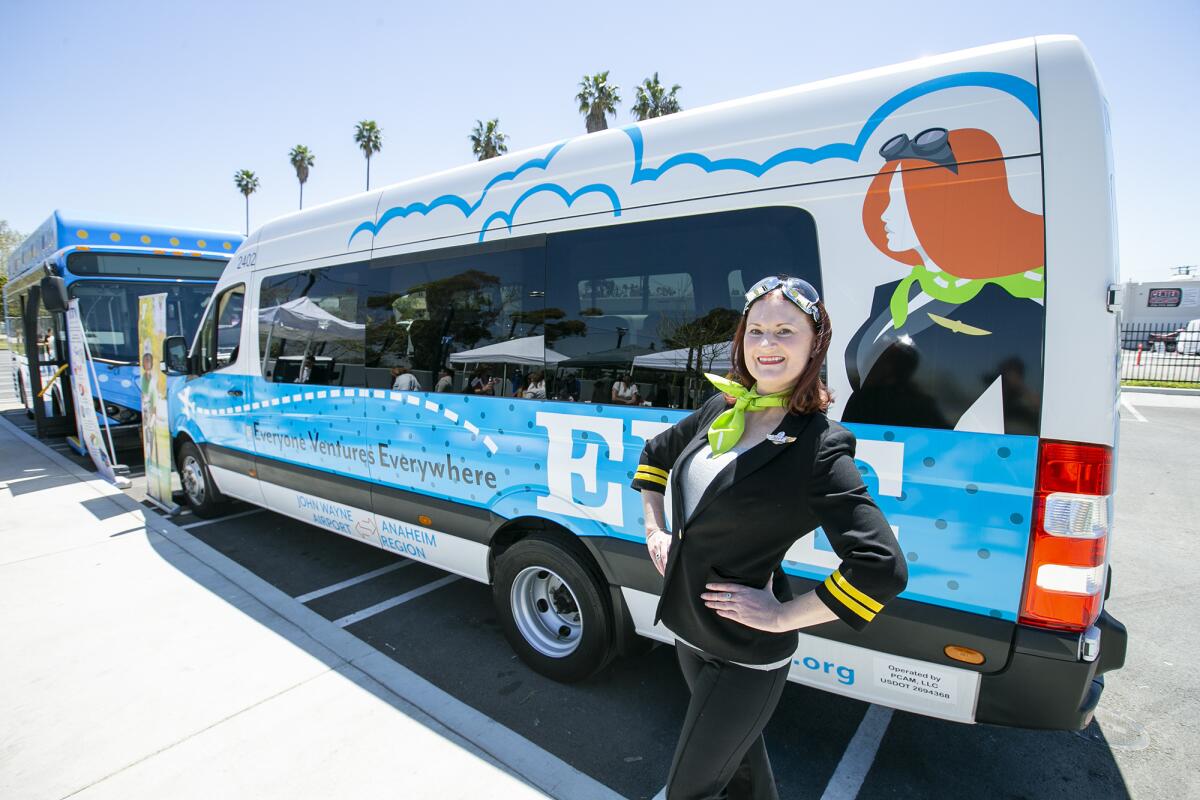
left=163, top=336, right=190, bottom=374
left=39, top=276, right=69, bottom=312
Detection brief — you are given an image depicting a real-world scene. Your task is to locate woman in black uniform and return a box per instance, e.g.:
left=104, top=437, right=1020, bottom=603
left=633, top=275, right=907, bottom=799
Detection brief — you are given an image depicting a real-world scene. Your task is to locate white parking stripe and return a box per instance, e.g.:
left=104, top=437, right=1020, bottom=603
left=180, top=508, right=266, bottom=529
left=1120, top=397, right=1148, bottom=423
left=294, top=560, right=414, bottom=604
left=819, top=704, right=893, bottom=800
left=334, top=574, right=459, bottom=627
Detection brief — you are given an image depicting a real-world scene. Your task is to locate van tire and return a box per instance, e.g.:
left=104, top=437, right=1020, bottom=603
left=492, top=534, right=615, bottom=683
left=177, top=440, right=229, bottom=518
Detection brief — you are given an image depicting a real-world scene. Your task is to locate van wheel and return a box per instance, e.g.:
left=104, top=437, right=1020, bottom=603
left=492, top=535, right=615, bottom=682
left=177, top=440, right=229, bottom=518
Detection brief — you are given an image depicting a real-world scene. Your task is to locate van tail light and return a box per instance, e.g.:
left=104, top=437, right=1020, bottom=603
left=1019, top=441, right=1113, bottom=633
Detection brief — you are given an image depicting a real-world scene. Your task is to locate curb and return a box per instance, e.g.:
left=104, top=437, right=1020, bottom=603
left=0, top=414, right=624, bottom=800
left=1120, top=385, right=1200, bottom=396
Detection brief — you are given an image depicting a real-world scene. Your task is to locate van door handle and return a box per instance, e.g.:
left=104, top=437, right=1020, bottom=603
left=227, top=389, right=243, bottom=397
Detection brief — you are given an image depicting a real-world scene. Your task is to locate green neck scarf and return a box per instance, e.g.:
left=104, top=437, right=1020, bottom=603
left=888, top=263, right=1045, bottom=328
left=704, top=373, right=790, bottom=456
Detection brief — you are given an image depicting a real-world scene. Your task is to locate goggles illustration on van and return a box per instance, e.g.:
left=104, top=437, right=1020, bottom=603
left=878, top=128, right=959, bottom=173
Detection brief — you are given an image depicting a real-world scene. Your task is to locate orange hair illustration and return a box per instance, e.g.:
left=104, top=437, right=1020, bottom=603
left=862, top=128, right=1044, bottom=280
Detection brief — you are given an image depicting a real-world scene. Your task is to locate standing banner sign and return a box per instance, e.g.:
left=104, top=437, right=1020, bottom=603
left=138, top=293, right=177, bottom=512
left=65, top=300, right=128, bottom=487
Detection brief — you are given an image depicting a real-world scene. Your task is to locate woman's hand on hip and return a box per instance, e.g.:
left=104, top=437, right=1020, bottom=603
left=702, top=576, right=786, bottom=633
left=646, top=529, right=672, bottom=576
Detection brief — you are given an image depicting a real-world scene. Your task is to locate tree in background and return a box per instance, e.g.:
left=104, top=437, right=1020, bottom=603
left=470, top=119, right=509, bottom=161
left=576, top=71, right=621, bottom=133
left=632, top=72, right=682, bottom=120
left=354, top=120, right=383, bottom=191
left=0, top=220, right=25, bottom=293
left=233, top=169, right=260, bottom=235
left=288, top=145, right=316, bottom=210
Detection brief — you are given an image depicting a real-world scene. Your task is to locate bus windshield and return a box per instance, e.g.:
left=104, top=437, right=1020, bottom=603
left=66, top=252, right=226, bottom=280
left=69, top=281, right=215, bottom=362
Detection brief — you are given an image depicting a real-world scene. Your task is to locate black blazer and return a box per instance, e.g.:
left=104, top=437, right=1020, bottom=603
left=632, top=394, right=908, bottom=665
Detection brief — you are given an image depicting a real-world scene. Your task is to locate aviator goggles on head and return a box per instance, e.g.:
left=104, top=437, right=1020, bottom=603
left=879, top=127, right=958, bottom=173
left=743, top=275, right=822, bottom=325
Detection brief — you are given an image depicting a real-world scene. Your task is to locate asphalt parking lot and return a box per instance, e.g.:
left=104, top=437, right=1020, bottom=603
left=2, top=353, right=1196, bottom=798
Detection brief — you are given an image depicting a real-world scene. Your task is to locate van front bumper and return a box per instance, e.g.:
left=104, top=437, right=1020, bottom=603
left=975, top=610, right=1127, bottom=730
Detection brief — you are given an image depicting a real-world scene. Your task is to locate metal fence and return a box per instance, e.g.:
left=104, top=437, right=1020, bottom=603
left=1120, top=321, right=1200, bottom=385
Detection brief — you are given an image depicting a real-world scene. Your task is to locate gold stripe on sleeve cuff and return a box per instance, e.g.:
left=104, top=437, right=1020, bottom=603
left=636, top=464, right=669, bottom=479
left=634, top=469, right=668, bottom=487
left=831, top=570, right=884, bottom=613
left=823, top=575, right=876, bottom=622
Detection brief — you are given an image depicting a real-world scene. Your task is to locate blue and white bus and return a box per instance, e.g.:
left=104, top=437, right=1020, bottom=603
left=166, top=36, right=1126, bottom=729
left=4, top=211, right=243, bottom=447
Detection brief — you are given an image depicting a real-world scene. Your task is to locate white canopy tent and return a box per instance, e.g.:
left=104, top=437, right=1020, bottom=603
left=449, top=335, right=568, bottom=366
left=449, top=335, right=569, bottom=395
left=259, top=297, right=366, bottom=373
left=632, top=341, right=733, bottom=373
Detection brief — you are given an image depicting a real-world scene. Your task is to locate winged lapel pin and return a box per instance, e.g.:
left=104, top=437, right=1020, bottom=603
left=765, top=432, right=797, bottom=445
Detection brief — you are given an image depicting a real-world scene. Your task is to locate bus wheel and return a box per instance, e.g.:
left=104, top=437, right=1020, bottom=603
left=177, top=441, right=228, bottom=518
left=493, top=535, right=614, bottom=683
left=19, top=378, right=33, bottom=418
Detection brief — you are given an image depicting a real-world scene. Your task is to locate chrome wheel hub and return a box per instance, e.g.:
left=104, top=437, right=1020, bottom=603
left=510, top=566, right=583, bottom=658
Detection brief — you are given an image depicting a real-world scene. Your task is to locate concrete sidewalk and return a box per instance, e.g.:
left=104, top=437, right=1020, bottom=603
left=0, top=417, right=614, bottom=799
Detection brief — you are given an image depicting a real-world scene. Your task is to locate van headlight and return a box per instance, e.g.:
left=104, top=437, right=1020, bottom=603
left=95, top=399, right=140, bottom=424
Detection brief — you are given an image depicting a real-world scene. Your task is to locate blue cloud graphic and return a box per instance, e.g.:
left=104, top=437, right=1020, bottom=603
left=347, top=142, right=568, bottom=245
left=477, top=183, right=622, bottom=242
left=624, top=72, right=1040, bottom=184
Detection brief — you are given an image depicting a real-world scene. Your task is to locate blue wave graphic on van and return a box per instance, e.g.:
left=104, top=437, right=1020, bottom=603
left=624, top=71, right=1040, bottom=184
left=478, top=182, right=622, bottom=242
left=347, top=142, right=568, bottom=245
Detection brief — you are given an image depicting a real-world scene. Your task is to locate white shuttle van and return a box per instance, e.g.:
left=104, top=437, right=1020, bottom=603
left=167, top=36, right=1126, bottom=729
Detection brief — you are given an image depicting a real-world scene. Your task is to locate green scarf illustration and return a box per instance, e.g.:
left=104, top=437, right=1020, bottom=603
left=888, top=263, right=1045, bottom=329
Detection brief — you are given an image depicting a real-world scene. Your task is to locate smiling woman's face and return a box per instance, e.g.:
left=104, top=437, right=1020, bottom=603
left=743, top=291, right=815, bottom=395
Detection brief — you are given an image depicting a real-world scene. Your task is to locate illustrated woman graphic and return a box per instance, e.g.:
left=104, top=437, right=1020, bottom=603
left=843, top=127, right=1046, bottom=435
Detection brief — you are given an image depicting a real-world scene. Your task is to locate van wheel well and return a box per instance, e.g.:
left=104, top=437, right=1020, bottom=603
left=488, top=518, right=606, bottom=586
left=171, top=432, right=195, bottom=472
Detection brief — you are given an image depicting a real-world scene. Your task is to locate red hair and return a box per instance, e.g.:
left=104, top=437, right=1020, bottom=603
left=726, top=293, right=832, bottom=415
left=862, top=128, right=1044, bottom=280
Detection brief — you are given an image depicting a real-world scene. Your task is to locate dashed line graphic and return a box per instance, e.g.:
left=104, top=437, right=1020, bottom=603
left=180, top=389, right=500, bottom=454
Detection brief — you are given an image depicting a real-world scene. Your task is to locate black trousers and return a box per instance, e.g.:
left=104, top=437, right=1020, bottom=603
left=667, top=644, right=790, bottom=800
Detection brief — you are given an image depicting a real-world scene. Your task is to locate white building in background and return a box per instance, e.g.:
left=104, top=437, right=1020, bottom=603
left=1120, top=275, right=1200, bottom=327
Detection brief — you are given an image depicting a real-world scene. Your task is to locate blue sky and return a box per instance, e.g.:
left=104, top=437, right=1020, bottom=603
left=1, top=0, right=1196, bottom=282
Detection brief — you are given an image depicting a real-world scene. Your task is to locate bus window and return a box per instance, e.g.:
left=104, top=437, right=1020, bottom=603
left=258, top=264, right=366, bottom=386
left=366, top=241, right=545, bottom=393
left=196, top=284, right=244, bottom=374
left=544, top=207, right=821, bottom=409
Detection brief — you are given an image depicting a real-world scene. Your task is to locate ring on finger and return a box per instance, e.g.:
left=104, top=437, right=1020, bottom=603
left=723, top=592, right=732, bottom=600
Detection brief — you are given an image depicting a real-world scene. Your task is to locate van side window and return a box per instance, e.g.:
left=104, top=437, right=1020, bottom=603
left=258, top=264, right=367, bottom=387
left=366, top=240, right=545, bottom=395
left=545, top=207, right=821, bottom=409
left=195, top=284, right=245, bottom=374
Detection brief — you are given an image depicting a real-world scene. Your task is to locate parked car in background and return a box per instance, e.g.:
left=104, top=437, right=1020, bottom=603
left=1177, top=319, right=1200, bottom=356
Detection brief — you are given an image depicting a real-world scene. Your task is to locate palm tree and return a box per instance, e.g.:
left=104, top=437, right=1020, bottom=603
left=233, top=169, right=260, bottom=235
left=632, top=72, right=682, bottom=120
left=354, top=120, right=383, bottom=190
left=288, top=145, right=315, bottom=209
left=576, top=71, right=621, bottom=133
left=469, top=118, right=509, bottom=160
